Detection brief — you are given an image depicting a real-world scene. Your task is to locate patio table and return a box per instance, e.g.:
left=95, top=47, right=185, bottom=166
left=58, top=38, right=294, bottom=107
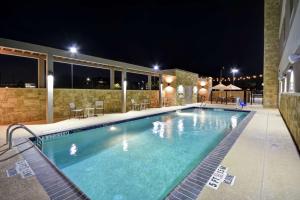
left=85, top=107, right=95, bottom=117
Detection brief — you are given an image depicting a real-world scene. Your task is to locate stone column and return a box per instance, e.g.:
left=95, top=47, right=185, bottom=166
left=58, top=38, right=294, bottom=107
left=38, top=58, right=45, bottom=88
left=121, top=69, right=127, bottom=113
left=147, top=75, right=152, bottom=90
left=263, top=0, right=280, bottom=108
left=110, top=68, right=115, bottom=89
left=46, top=54, right=54, bottom=123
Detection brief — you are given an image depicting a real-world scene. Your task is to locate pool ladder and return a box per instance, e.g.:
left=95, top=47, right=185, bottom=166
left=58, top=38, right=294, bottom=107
left=6, top=123, right=43, bottom=150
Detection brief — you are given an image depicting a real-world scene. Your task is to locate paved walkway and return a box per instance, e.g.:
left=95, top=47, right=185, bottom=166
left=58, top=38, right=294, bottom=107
left=0, top=103, right=299, bottom=200
left=197, top=108, right=300, bottom=200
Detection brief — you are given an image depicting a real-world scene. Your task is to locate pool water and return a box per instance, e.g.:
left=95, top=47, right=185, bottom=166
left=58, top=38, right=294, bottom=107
left=42, top=108, right=248, bottom=200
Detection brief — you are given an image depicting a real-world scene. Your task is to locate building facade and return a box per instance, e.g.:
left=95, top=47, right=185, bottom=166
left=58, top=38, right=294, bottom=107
left=265, top=0, right=300, bottom=149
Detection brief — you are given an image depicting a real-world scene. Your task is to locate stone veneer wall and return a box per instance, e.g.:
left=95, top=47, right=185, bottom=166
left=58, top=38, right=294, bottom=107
left=54, top=89, right=159, bottom=118
left=279, top=93, right=300, bottom=150
left=127, top=90, right=159, bottom=111
left=0, top=88, right=46, bottom=124
left=0, top=88, right=159, bottom=124
left=54, top=89, right=122, bottom=119
left=263, top=0, right=280, bottom=108
left=175, top=70, right=199, bottom=104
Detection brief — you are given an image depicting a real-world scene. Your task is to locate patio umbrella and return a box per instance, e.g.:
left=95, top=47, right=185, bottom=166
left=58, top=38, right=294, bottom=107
left=211, top=83, right=227, bottom=104
left=211, top=83, right=227, bottom=90
left=226, top=84, right=242, bottom=90
left=226, top=84, right=242, bottom=103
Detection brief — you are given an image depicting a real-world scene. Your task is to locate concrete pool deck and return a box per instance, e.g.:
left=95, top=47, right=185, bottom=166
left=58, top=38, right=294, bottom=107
left=0, top=103, right=299, bottom=200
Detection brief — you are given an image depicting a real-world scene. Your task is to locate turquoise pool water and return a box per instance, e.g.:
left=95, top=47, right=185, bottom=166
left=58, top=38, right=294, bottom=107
left=42, top=108, right=248, bottom=200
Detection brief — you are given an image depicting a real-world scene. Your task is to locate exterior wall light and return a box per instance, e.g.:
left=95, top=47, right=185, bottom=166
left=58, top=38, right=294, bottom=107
left=47, top=72, right=54, bottom=86
left=177, top=85, right=184, bottom=94
left=283, top=75, right=287, bottom=92
left=289, top=69, right=294, bottom=92
left=200, top=80, right=206, bottom=87
left=288, top=54, right=300, bottom=64
left=193, top=86, right=198, bottom=94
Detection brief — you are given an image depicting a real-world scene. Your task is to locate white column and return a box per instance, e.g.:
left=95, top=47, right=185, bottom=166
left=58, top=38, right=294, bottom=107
left=121, top=69, right=127, bottom=113
left=110, top=69, right=115, bottom=89
left=159, top=74, right=163, bottom=107
left=38, top=58, right=46, bottom=88
left=148, top=75, right=152, bottom=90
left=46, top=54, right=54, bottom=123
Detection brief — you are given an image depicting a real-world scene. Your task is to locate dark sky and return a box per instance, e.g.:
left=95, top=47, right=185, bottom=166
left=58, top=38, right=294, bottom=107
left=0, top=0, right=264, bottom=77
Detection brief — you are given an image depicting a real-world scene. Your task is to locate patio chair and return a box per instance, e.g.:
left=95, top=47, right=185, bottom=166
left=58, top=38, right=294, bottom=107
left=140, top=99, right=150, bottom=110
left=69, top=102, right=84, bottom=119
left=95, top=100, right=104, bottom=115
left=131, top=99, right=140, bottom=110
left=143, top=99, right=150, bottom=109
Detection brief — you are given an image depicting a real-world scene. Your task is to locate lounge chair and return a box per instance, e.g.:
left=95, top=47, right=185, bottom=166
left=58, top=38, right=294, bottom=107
left=95, top=100, right=104, bottom=115
left=131, top=99, right=140, bottom=110
left=69, top=102, right=84, bottom=118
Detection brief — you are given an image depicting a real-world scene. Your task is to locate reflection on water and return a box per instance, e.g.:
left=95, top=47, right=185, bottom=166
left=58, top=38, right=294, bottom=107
left=122, top=137, right=128, bottom=152
left=70, top=144, right=78, bottom=156
left=109, top=126, right=117, bottom=131
left=152, top=116, right=174, bottom=139
left=193, top=114, right=197, bottom=127
left=152, top=121, right=166, bottom=138
left=177, top=119, right=184, bottom=134
left=150, top=109, right=244, bottom=139
left=231, top=116, right=238, bottom=128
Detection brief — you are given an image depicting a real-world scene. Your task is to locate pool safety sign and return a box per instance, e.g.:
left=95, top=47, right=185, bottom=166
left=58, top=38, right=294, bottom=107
left=206, top=165, right=235, bottom=190
left=6, top=160, right=35, bottom=179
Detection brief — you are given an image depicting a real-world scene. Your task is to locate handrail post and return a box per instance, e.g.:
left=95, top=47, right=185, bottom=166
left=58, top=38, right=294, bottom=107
left=7, top=124, right=43, bottom=150
left=6, top=123, right=20, bottom=144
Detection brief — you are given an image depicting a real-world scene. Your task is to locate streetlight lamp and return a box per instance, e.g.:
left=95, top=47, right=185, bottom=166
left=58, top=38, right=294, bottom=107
left=69, top=45, right=78, bottom=88
left=231, top=68, right=239, bottom=85
left=153, top=64, right=159, bottom=71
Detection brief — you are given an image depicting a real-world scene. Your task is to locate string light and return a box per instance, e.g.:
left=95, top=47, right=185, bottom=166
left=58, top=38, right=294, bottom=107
left=212, top=74, right=263, bottom=82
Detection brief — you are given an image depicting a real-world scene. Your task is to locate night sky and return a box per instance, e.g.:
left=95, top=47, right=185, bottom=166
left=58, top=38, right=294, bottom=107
left=0, top=0, right=263, bottom=78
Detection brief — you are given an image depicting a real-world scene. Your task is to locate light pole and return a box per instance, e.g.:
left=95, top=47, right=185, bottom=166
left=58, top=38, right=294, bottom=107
left=219, top=66, right=225, bottom=83
left=231, top=68, right=239, bottom=85
left=69, top=46, right=78, bottom=88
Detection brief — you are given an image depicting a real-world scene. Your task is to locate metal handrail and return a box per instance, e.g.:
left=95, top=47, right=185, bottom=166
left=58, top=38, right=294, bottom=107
left=6, top=123, right=22, bottom=144
left=7, top=124, right=43, bottom=150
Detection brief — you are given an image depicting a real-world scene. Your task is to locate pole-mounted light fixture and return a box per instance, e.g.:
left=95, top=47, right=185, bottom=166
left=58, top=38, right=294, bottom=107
left=69, top=45, right=78, bottom=54
left=153, top=64, right=159, bottom=71
left=231, top=68, right=239, bottom=84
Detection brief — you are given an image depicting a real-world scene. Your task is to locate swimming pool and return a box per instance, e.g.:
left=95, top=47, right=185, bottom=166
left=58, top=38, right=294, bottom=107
left=40, top=108, right=248, bottom=200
